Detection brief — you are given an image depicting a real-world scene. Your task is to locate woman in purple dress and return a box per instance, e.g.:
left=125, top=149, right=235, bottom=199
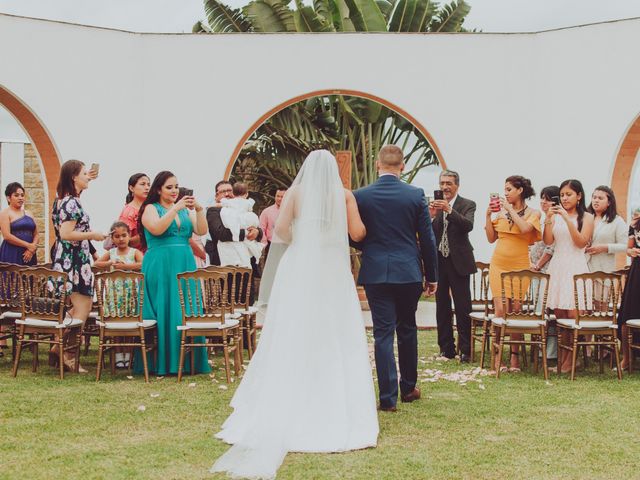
left=0, top=182, right=38, bottom=265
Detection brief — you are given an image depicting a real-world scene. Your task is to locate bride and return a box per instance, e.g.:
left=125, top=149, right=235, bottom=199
left=211, top=150, right=379, bottom=479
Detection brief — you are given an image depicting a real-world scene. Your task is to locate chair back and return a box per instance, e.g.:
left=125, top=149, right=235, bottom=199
left=95, top=269, right=144, bottom=323
left=573, top=271, right=620, bottom=326
left=20, top=267, right=68, bottom=323
left=204, top=266, right=252, bottom=312
left=177, top=269, right=228, bottom=325
left=0, top=263, right=22, bottom=312
left=472, top=261, right=492, bottom=315
left=500, top=269, right=550, bottom=322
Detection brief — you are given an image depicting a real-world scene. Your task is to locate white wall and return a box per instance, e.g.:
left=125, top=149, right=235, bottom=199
left=0, top=142, right=25, bottom=209
left=1, top=15, right=640, bottom=262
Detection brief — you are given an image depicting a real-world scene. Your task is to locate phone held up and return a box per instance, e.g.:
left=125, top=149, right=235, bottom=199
left=433, top=190, right=444, bottom=201
left=90, top=163, right=100, bottom=175
left=489, top=193, right=501, bottom=213
left=551, top=196, right=560, bottom=206
left=184, top=188, right=194, bottom=197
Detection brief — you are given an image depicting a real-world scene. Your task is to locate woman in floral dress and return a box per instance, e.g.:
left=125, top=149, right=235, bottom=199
left=51, top=160, right=105, bottom=371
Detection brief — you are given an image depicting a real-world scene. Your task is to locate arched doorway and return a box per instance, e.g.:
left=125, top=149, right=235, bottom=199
left=0, top=85, right=61, bottom=258
left=611, top=112, right=640, bottom=218
left=224, top=89, right=447, bottom=181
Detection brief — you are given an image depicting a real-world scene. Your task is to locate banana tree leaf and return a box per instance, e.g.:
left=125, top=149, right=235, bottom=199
left=344, top=0, right=387, bottom=31
left=410, top=0, right=437, bottom=32
left=327, top=0, right=357, bottom=31
left=313, top=0, right=332, bottom=24
left=338, top=96, right=364, bottom=126
left=204, top=0, right=252, bottom=32
left=243, top=1, right=295, bottom=32
left=375, top=0, right=395, bottom=21
left=430, top=0, right=470, bottom=32
left=388, top=0, right=416, bottom=32
left=294, top=0, right=336, bottom=31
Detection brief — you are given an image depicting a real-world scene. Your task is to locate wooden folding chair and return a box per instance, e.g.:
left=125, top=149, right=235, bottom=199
left=556, top=271, right=622, bottom=380
left=82, top=264, right=110, bottom=355
left=470, top=262, right=492, bottom=366
left=12, top=267, right=82, bottom=379
left=94, top=270, right=157, bottom=382
left=0, top=263, right=23, bottom=359
left=490, top=269, right=550, bottom=379
left=176, top=269, right=241, bottom=383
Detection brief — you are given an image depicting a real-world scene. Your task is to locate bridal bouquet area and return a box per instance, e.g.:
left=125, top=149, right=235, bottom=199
left=1, top=330, right=637, bottom=479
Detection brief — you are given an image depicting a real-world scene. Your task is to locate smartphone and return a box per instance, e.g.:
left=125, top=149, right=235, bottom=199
left=184, top=188, right=194, bottom=197
left=551, top=196, right=560, bottom=206
left=90, top=163, right=100, bottom=175
left=489, top=193, right=501, bottom=212
left=433, top=190, right=444, bottom=200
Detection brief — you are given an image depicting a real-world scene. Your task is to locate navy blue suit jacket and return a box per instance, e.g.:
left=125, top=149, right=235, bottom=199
left=352, top=175, right=438, bottom=285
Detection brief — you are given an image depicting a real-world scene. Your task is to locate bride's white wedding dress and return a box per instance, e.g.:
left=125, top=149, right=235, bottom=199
left=212, top=150, right=379, bottom=479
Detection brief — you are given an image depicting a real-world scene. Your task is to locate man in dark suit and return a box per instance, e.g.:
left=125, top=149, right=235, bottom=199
left=353, top=145, right=438, bottom=412
left=430, top=170, right=476, bottom=363
left=205, top=180, right=263, bottom=266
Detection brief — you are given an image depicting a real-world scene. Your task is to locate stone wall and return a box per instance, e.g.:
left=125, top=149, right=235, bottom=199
left=22, top=144, right=46, bottom=263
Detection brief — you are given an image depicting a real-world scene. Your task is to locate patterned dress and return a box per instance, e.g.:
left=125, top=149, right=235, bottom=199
left=51, top=196, right=94, bottom=296
left=103, top=247, right=139, bottom=317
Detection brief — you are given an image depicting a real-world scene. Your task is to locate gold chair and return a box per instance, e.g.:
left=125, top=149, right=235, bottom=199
left=176, top=269, right=241, bottom=383
left=556, top=272, right=622, bottom=380
left=490, top=269, right=550, bottom=379
left=12, top=267, right=83, bottom=379
left=82, top=264, right=110, bottom=355
left=0, top=263, right=23, bottom=358
left=470, top=262, right=492, bottom=366
left=94, top=270, right=157, bottom=382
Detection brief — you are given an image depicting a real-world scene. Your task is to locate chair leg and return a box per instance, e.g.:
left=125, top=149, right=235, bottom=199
left=31, top=334, right=39, bottom=373
left=140, top=329, right=149, bottom=383
left=541, top=329, right=548, bottom=380
left=570, top=331, right=578, bottom=381
left=496, top=327, right=505, bottom=379
left=222, top=332, right=232, bottom=383
left=613, top=335, right=622, bottom=380
left=190, top=347, right=195, bottom=376
left=110, top=347, right=116, bottom=375
left=479, top=324, right=488, bottom=369
left=627, top=326, right=633, bottom=374
left=233, top=330, right=241, bottom=376
left=11, top=332, right=24, bottom=377
left=96, top=335, right=104, bottom=381
left=177, top=331, right=186, bottom=382
left=58, top=335, right=65, bottom=380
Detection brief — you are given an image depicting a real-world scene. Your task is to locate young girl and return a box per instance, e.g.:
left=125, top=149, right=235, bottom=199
left=94, top=221, right=143, bottom=368
left=543, top=179, right=594, bottom=374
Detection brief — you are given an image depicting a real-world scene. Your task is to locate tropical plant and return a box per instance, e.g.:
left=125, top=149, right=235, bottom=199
left=193, top=0, right=472, bottom=34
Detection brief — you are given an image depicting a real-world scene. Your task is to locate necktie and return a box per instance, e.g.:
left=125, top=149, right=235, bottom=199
left=439, top=211, right=450, bottom=258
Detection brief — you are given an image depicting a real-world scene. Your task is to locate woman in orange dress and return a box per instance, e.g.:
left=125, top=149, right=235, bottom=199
left=485, top=175, right=541, bottom=371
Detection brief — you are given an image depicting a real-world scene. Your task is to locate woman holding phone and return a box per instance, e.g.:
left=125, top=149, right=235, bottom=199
left=485, top=175, right=541, bottom=372
left=543, top=179, right=594, bottom=374
left=135, top=171, right=210, bottom=376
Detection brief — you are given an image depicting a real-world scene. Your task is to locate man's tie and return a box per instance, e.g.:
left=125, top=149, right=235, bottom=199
left=438, top=211, right=450, bottom=258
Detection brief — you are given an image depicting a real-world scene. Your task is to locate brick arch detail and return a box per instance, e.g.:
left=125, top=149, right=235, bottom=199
left=0, top=85, right=60, bottom=256
left=224, top=89, right=447, bottom=180
left=611, top=113, right=640, bottom=219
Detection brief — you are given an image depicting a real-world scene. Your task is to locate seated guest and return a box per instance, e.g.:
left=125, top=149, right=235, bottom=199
left=259, top=187, right=287, bottom=246
left=586, top=185, right=627, bottom=273
left=485, top=175, right=541, bottom=372
left=0, top=182, right=38, bottom=266
left=543, top=179, right=594, bottom=374
left=618, top=209, right=640, bottom=370
left=218, top=182, right=264, bottom=267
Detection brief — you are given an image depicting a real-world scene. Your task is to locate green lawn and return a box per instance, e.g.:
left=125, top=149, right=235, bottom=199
left=1, top=332, right=638, bottom=479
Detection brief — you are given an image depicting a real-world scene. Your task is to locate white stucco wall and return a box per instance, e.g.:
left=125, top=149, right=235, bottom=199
left=1, top=14, right=639, bottom=262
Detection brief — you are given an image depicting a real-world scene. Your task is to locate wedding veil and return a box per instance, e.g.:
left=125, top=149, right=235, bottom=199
left=257, top=149, right=348, bottom=307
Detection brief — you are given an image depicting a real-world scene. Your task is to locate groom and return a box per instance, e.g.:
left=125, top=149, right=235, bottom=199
left=352, top=145, right=439, bottom=412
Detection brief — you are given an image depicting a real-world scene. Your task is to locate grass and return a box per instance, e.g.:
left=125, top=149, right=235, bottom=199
left=1, top=332, right=639, bottom=479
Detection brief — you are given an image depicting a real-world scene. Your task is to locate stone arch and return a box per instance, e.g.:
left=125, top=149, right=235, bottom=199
left=611, top=112, right=640, bottom=218
left=224, top=89, right=447, bottom=180
left=0, top=84, right=60, bottom=256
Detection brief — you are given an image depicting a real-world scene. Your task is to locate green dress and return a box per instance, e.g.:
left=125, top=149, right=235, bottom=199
left=135, top=203, right=210, bottom=376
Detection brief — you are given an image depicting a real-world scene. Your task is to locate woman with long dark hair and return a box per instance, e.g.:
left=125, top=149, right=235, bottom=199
left=51, top=160, right=106, bottom=371
left=119, top=173, right=150, bottom=249
left=586, top=185, right=627, bottom=273
left=619, top=211, right=640, bottom=369
left=0, top=182, right=39, bottom=265
left=485, top=175, right=541, bottom=371
left=543, top=179, right=594, bottom=373
left=134, top=171, right=210, bottom=375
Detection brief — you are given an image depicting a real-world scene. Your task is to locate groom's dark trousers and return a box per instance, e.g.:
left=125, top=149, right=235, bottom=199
left=353, top=175, right=438, bottom=409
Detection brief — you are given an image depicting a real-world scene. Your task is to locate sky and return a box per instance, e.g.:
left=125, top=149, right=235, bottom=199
left=3, top=0, right=640, bottom=139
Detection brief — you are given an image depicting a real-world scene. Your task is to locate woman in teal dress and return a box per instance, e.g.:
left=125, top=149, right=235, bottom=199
left=135, top=171, right=210, bottom=376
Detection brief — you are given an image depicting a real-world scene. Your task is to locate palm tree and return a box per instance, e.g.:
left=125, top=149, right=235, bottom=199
left=193, top=0, right=472, bottom=33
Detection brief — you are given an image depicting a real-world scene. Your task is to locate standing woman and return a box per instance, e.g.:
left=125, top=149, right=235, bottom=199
left=485, top=175, right=541, bottom=371
left=586, top=186, right=627, bottom=273
left=136, top=171, right=210, bottom=375
left=119, top=173, right=150, bottom=249
left=543, top=179, right=594, bottom=374
left=51, top=160, right=106, bottom=371
left=0, top=182, right=39, bottom=265
left=619, top=212, right=640, bottom=369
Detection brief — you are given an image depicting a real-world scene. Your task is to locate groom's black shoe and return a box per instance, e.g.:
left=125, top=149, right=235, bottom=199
left=460, top=354, right=471, bottom=364
left=378, top=404, right=397, bottom=412
left=401, top=387, right=421, bottom=403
